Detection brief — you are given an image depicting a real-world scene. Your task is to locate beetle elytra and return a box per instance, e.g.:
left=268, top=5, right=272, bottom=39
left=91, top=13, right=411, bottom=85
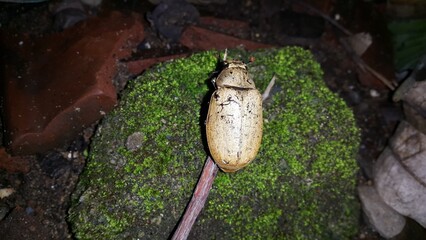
left=206, top=51, right=263, bottom=172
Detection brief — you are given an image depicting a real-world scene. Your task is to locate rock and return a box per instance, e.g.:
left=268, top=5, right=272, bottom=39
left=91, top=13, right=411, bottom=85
left=53, top=8, right=87, bottom=31
left=393, top=56, right=426, bottom=134
left=389, top=121, right=426, bottom=185
left=125, top=132, right=145, bottom=152
left=374, top=147, right=426, bottom=227
left=0, top=203, right=11, bottom=221
left=394, top=77, right=426, bottom=114
left=68, top=48, right=361, bottom=239
left=1, top=11, right=144, bottom=155
left=0, top=188, right=15, bottom=199
left=50, top=0, right=87, bottom=31
left=358, top=185, right=406, bottom=238
left=147, top=0, right=199, bottom=42
left=403, top=103, right=426, bottom=135
left=368, top=50, right=426, bottom=237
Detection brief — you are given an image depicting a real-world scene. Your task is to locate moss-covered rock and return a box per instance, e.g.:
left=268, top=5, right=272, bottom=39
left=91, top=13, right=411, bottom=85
left=68, top=47, right=360, bottom=239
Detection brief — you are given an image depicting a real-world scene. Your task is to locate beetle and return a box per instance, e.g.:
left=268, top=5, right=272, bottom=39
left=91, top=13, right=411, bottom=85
left=206, top=51, right=263, bottom=172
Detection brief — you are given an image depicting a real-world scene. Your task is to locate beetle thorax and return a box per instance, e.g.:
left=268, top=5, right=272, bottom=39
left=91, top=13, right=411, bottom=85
left=215, top=61, right=255, bottom=89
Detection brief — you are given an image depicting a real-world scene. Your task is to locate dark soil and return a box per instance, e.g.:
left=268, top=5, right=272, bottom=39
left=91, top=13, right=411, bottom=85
left=0, top=0, right=416, bottom=239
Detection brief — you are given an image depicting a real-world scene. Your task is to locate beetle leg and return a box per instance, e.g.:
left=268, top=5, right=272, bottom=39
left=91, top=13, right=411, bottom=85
left=211, top=77, right=217, bottom=89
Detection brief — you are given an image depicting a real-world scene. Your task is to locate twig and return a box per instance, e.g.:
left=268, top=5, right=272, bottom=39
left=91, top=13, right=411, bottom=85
left=171, top=156, right=218, bottom=240
left=293, top=0, right=353, bottom=36
left=339, top=38, right=397, bottom=90
left=262, top=75, right=276, bottom=101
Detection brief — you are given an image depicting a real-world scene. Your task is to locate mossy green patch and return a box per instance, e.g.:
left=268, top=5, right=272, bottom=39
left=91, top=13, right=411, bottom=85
left=68, top=47, right=360, bottom=239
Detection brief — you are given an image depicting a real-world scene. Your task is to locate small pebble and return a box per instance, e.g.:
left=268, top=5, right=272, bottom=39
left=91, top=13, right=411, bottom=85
left=0, top=188, right=15, bottom=199
left=25, top=207, right=35, bottom=215
left=126, top=132, right=145, bottom=151
left=369, top=89, right=380, bottom=98
left=0, top=205, right=10, bottom=221
left=335, top=14, right=341, bottom=20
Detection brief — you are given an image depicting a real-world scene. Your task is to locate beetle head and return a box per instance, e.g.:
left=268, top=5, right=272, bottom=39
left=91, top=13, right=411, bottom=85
left=216, top=60, right=256, bottom=89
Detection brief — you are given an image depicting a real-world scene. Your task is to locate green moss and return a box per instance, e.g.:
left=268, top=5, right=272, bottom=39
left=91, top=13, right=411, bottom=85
left=68, top=47, right=360, bottom=239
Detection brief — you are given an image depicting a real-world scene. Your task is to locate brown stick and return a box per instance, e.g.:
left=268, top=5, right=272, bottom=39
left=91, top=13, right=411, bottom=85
left=339, top=38, right=397, bottom=90
left=171, top=156, right=218, bottom=240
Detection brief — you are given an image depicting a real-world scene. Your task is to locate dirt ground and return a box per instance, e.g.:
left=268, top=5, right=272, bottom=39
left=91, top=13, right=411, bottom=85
left=0, top=0, right=420, bottom=239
